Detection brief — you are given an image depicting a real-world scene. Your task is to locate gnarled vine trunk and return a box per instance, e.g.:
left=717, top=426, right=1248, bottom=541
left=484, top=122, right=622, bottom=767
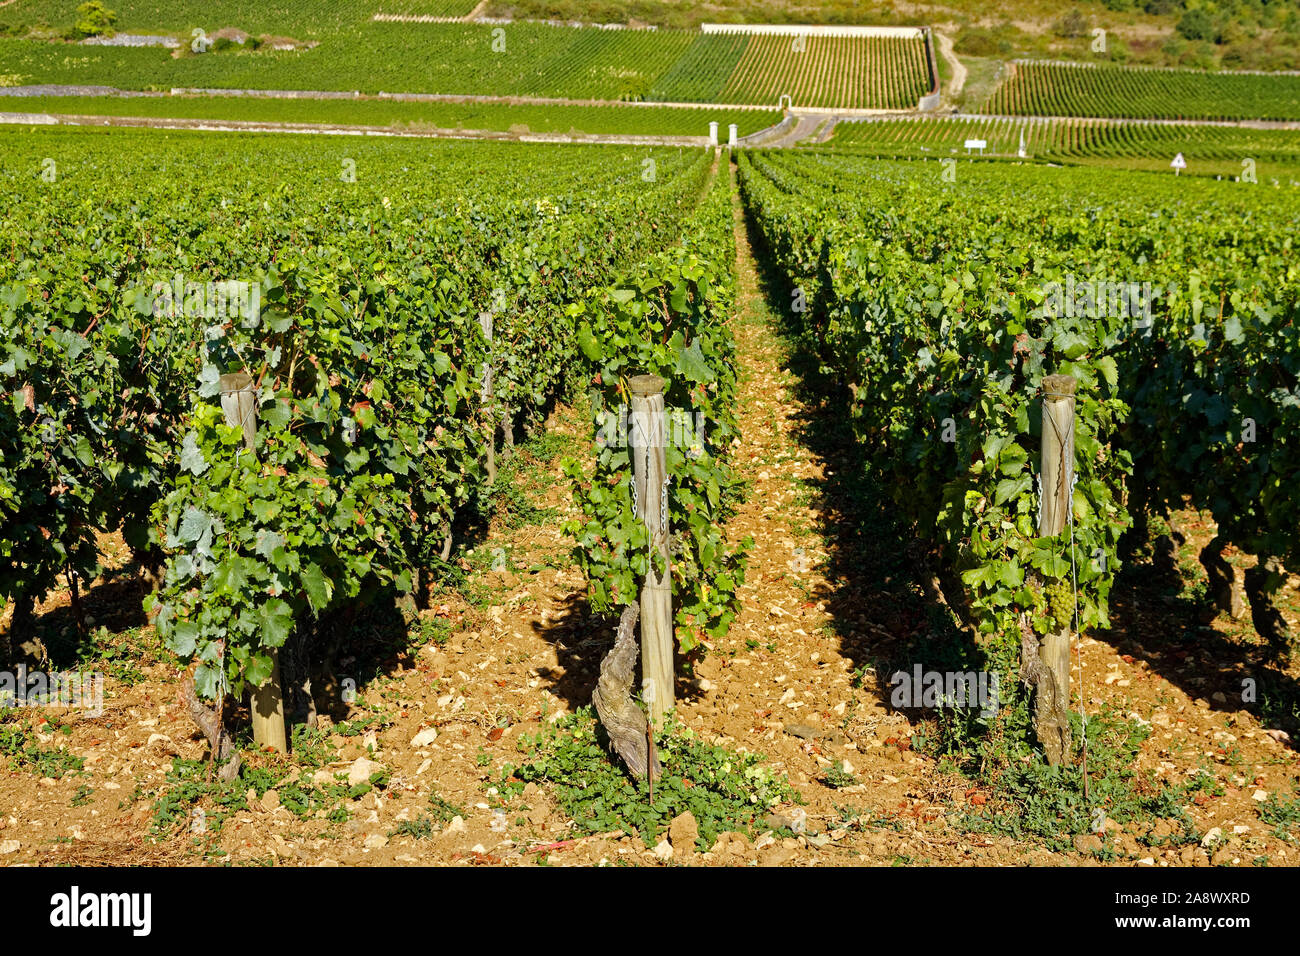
left=592, top=602, right=661, bottom=781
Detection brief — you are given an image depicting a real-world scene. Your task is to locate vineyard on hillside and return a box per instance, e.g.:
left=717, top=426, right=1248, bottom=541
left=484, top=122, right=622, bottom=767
left=0, top=20, right=932, bottom=110
left=985, top=61, right=1300, bottom=122
left=376, top=0, right=480, bottom=16
left=0, top=26, right=694, bottom=101
left=826, top=116, right=1300, bottom=173
left=713, top=34, right=930, bottom=110
left=1, top=0, right=378, bottom=36
left=647, top=34, right=752, bottom=103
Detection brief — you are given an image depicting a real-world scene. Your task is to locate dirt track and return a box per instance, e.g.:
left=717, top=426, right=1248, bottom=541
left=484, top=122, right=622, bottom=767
left=935, top=31, right=968, bottom=99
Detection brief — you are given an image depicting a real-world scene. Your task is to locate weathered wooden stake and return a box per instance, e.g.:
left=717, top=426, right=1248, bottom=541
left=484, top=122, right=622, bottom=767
left=630, top=375, right=673, bottom=726
left=479, top=311, right=496, bottom=485
left=1038, top=374, right=1076, bottom=539
left=220, top=371, right=287, bottom=754
left=219, top=372, right=258, bottom=451
left=1031, top=373, right=1077, bottom=765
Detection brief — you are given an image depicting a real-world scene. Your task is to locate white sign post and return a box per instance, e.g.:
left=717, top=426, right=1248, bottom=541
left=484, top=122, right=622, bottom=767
left=964, top=138, right=987, bottom=155
left=1171, top=152, right=1186, bottom=176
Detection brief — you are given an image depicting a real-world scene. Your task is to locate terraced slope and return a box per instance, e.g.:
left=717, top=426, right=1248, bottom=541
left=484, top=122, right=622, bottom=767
left=986, top=61, right=1300, bottom=122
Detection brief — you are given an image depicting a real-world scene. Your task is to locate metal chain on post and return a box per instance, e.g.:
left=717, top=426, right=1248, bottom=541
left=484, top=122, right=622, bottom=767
left=654, top=472, right=671, bottom=565
left=660, top=473, right=670, bottom=535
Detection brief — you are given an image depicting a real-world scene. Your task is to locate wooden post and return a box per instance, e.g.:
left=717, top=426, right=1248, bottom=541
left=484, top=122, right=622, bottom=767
left=219, top=372, right=287, bottom=754
left=1038, top=374, right=1076, bottom=539
left=479, top=311, right=496, bottom=485
left=629, top=374, right=673, bottom=726
left=1030, top=373, right=1076, bottom=765
left=218, top=372, right=258, bottom=451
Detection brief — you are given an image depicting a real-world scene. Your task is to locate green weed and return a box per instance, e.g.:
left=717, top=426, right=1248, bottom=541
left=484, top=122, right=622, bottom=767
left=500, top=708, right=797, bottom=850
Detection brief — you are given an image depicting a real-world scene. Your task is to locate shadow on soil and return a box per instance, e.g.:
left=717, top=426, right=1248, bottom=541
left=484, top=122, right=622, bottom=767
left=1104, top=534, right=1300, bottom=746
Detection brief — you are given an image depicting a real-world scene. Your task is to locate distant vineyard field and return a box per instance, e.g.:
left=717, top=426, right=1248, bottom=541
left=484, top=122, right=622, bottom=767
left=0, top=0, right=390, bottom=36
left=824, top=116, right=1300, bottom=178
left=714, top=34, right=930, bottom=109
left=510, top=27, right=693, bottom=100
left=373, top=0, right=480, bottom=17
left=1, top=94, right=780, bottom=136
left=2, top=1, right=482, bottom=35
left=647, top=34, right=750, bottom=103
left=985, top=61, right=1300, bottom=122
left=830, top=115, right=1299, bottom=159
left=0, top=26, right=693, bottom=100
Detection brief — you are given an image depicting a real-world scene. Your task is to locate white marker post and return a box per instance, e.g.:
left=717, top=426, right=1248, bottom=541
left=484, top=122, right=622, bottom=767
left=1171, top=152, right=1186, bottom=176
left=728, top=123, right=738, bottom=147
left=708, top=121, right=718, bottom=146
left=964, top=138, right=987, bottom=156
